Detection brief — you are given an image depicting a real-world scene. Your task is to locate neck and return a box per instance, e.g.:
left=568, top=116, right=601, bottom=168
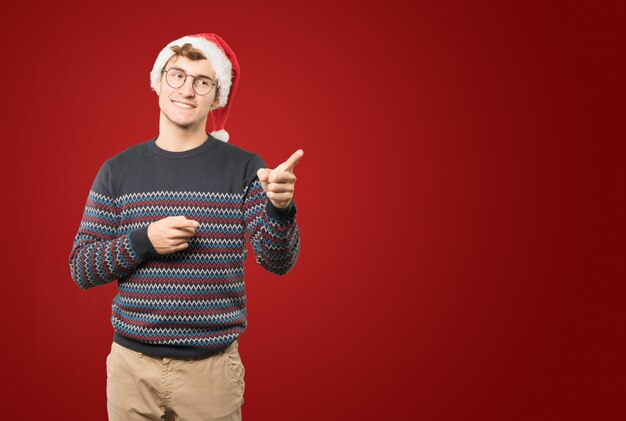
left=156, top=112, right=209, bottom=152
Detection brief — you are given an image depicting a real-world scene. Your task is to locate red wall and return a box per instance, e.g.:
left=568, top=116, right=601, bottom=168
left=1, top=0, right=624, bottom=419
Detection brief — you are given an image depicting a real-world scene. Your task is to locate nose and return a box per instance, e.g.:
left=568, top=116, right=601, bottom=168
left=179, top=77, right=195, bottom=97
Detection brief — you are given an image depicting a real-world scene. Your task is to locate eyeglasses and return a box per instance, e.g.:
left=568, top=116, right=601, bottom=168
left=161, top=67, right=218, bottom=96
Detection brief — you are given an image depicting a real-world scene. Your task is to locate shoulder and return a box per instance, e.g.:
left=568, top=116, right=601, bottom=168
left=106, top=140, right=150, bottom=167
left=211, top=140, right=268, bottom=188
left=90, top=141, right=148, bottom=188
left=212, top=139, right=266, bottom=167
left=212, top=140, right=267, bottom=185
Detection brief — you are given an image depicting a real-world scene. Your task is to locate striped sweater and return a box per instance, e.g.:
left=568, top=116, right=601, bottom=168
left=69, top=135, right=300, bottom=358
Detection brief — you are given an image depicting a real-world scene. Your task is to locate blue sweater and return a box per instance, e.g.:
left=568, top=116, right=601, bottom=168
left=69, top=135, right=300, bottom=358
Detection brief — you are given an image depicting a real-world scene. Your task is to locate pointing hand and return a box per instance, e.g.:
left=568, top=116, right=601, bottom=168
left=256, top=149, right=303, bottom=209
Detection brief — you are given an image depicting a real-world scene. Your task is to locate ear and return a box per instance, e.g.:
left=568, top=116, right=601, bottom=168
left=210, top=96, right=221, bottom=111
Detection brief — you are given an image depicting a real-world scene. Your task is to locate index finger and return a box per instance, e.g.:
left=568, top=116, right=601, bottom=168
left=170, top=216, right=200, bottom=229
left=275, top=149, right=304, bottom=172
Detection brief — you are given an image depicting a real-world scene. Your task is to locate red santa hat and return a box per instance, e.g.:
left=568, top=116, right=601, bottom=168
left=150, top=33, right=239, bottom=143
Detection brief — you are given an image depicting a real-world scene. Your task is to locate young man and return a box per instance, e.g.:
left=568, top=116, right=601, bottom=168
left=69, top=33, right=302, bottom=421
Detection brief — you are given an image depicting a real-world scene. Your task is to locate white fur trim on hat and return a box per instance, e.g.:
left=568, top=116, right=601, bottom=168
left=150, top=36, right=232, bottom=108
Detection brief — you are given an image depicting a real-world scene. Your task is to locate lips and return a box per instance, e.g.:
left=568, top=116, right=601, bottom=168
left=172, top=100, right=195, bottom=109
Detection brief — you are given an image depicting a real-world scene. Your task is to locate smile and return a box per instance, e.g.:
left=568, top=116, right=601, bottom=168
left=172, top=100, right=195, bottom=109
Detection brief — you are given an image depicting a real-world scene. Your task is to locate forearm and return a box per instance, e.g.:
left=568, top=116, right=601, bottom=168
left=70, top=161, right=159, bottom=289
left=69, top=210, right=154, bottom=289
left=246, top=187, right=301, bottom=275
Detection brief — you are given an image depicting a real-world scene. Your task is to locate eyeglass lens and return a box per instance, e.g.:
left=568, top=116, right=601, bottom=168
left=165, top=69, right=215, bottom=95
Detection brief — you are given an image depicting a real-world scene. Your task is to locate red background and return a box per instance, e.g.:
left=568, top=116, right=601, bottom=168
left=1, top=0, right=625, bottom=419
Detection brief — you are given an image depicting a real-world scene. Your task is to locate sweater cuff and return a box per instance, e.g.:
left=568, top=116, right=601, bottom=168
left=129, top=225, right=158, bottom=260
left=265, top=199, right=297, bottom=221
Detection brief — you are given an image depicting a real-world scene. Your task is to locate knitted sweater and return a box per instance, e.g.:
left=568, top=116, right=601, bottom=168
left=69, top=135, right=300, bottom=358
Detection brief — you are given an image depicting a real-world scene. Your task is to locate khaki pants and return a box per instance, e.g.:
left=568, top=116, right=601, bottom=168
left=106, top=340, right=245, bottom=420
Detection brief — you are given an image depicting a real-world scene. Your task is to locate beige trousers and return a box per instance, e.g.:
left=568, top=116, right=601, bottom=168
left=106, top=340, right=245, bottom=421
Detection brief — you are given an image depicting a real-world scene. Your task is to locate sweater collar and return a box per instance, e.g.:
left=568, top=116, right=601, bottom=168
left=148, top=133, right=217, bottom=158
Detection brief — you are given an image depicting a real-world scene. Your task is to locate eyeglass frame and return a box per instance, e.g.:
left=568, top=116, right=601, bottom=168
left=161, top=67, right=218, bottom=96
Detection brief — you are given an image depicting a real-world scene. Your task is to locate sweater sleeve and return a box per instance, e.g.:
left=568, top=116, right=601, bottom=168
left=69, top=160, right=156, bottom=290
left=243, top=155, right=301, bottom=275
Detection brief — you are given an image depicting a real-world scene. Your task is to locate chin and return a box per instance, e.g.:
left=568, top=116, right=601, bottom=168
left=161, top=106, right=207, bottom=129
left=173, top=119, right=197, bottom=129
left=162, top=110, right=193, bottom=127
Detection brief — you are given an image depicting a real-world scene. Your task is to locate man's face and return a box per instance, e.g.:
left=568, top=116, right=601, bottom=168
left=155, top=55, right=220, bottom=130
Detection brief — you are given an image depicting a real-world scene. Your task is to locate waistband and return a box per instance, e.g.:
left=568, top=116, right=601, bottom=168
left=113, top=332, right=236, bottom=360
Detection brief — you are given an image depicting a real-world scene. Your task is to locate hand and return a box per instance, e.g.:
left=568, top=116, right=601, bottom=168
left=147, top=216, right=200, bottom=255
left=257, top=149, right=304, bottom=209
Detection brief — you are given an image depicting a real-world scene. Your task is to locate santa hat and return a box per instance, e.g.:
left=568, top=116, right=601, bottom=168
left=150, top=33, right=239, bottom=143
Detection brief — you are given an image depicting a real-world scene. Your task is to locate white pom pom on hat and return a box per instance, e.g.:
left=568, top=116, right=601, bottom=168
left=150, top=33, right=240, bottom=143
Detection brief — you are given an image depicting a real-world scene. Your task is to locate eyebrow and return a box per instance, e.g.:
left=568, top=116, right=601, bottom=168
left=167, top=66, right=215, bottom=80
